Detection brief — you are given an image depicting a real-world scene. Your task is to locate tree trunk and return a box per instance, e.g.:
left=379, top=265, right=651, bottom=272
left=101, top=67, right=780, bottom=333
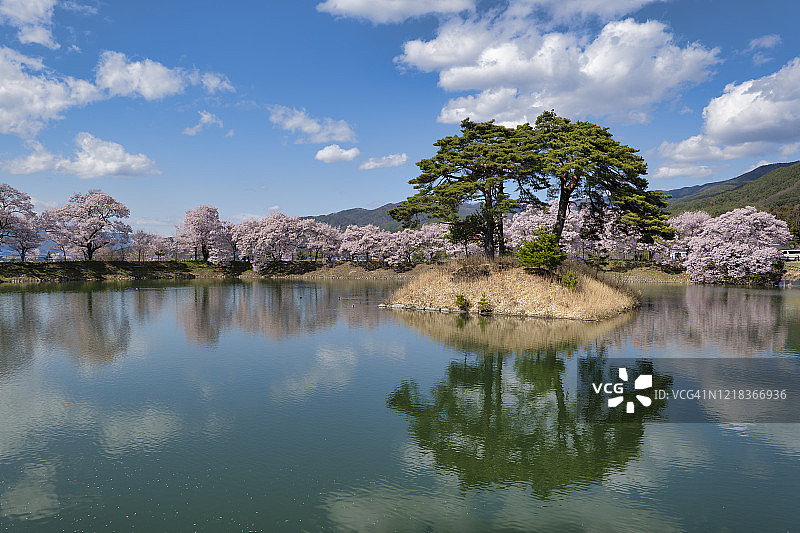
left=553, top=186, right=573, bottom=241
left=483, top=191, right=496, bottom=258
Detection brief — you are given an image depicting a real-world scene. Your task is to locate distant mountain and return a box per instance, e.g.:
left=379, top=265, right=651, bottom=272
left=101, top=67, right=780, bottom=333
left=307, top=202, right=480, bottom=231
left=663, top=161, right=800, bottom=216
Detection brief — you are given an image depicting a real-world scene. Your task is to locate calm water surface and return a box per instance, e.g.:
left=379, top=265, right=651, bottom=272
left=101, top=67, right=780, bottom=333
left=0, top=280, right=798, bottom=532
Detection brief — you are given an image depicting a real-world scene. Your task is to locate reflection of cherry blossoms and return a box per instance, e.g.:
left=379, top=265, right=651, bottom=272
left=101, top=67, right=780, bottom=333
left=599, top=285, right=787, bottom=356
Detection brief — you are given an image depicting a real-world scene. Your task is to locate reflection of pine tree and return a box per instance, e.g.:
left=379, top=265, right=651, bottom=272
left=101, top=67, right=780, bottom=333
left=388, top=346, right=646, bottom=497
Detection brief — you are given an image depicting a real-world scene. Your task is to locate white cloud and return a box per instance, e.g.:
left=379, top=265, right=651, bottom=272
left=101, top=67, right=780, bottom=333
left=200, top=72, right=235, bottom=94
left=747, top=34, right=781, bottom=51
left=752, top=52, right=772, bottom=66
left=95, top=51, right=186, bottom=100
left=182, top=110, right=223, bottom=136
left=268, top=105, right=356, bottom=144
left=4, top=132, right=160, bottom=178
left=95, top=52, right=234, bottom=101
left=660, top=58, right=800, bottom=164
left=0, top=47, right=100, bottom=137
left=0, top=0, right=59, bottom=49
left=30, top=196, right=58, bottom=210
left=650, top=164, right=714, bottom=180
left=359, top=152, right=407, bottom=170
left=315, top=144, right=360, bottom=163
left=398, top=14, right=719, bottom=125
left=316, top=0, right=474, bottom=24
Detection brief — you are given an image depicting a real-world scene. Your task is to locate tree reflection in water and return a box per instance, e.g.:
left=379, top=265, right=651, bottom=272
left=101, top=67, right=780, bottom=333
left=389, top=311, right=677, bottom=496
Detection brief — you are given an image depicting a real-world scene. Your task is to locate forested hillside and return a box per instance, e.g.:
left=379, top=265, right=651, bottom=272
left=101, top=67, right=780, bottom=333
left=307, top=203, right=479, bottom=230
left=665, top=161, right=800, bottom=216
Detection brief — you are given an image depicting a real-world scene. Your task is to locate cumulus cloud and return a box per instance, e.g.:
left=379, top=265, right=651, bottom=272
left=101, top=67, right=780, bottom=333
left=95, top=51, right=187, bottom=100
left=0, top=47, right=100, bottom=137
left=95, top=51, right=234, bottom=100
left=0, top=48, right=235, bottom=138
left=359, top=152, right=407, bottom=170
left=0, top=0, right=59, bottom=49
left=269, top=105, right=356, bottom=144
left=659, top=58, right=800, bottom=165
left=317, top=0, right=474, bottom=23
left=397, top=12, right=719, bottom=125
left=315, top=144, right=360, bottom=163
left=182, top=110, right=223, bottom=136
left=4, top=132, right=160, bottom=178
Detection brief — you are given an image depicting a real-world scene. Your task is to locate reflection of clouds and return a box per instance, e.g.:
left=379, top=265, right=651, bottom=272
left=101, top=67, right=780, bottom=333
left=360, top=338, right=406, bottom=360
left=604, top=424, right=712, bottom=495
left=271, top=346, right=357, bottom=402
left=100, top=407, right=183, bottom=456
left=323, top=475, right=681, bottom=532
left=0, top=464, right=60, bottom=521
left=721, top=424, right=800, bottom=459
left=0, top=378, right=94, bottom=458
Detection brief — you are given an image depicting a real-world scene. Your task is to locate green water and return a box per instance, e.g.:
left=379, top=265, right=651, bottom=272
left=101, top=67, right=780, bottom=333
left=0, top=280, right=798, bottom=532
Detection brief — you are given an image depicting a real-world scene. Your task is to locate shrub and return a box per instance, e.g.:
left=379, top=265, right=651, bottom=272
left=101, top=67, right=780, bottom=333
left=477, top=293, right=492, bottom=314
left=561, top=269, right=578, bottom=290
left=455, top=294, right=470, bottom=311
left=514, top=230, right=566, bottom=271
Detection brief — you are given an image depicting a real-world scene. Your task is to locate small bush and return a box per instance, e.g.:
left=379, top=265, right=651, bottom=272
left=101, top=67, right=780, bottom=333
left=455, top=294, right=470, bottom=311
left=477, top=293, right=492, bottom=314
left=514, top=230, right=566, bottom=271
left=561, top=269, right=578, bottom=291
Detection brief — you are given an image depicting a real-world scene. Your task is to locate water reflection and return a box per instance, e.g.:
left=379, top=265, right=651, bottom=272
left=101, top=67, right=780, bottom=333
left=605, top=285, right=790, bottom=355
left=0, top=280, right=397, bottom=378
left=388, top=347, right=658, bottom=496
left=0, top=292, right=41, bottom=377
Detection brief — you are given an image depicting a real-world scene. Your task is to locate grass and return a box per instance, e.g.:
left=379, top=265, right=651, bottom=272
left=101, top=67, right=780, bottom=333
left=389, top=256, right=638, bottom=320
left=0, top=260, right=251, bottom=282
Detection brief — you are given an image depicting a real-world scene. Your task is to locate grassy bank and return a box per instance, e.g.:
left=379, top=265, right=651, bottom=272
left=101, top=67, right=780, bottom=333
left=0, top=260, right=251, bottom=283
left=388, top=258, right=638, bottom=321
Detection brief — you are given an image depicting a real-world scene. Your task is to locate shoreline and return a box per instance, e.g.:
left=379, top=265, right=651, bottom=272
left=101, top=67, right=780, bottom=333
left=1, top=259, right=794, bottom=287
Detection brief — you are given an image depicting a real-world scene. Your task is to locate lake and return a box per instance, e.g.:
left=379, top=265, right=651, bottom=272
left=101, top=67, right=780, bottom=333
left=0, top=279, right=798, bottom=532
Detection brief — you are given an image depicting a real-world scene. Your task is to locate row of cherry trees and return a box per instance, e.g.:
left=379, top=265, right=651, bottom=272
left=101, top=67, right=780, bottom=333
left=1, top=183, right=793, bottom=283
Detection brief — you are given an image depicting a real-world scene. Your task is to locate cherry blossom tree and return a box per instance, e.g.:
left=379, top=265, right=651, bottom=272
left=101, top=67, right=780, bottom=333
left=685, top=206, right=791, bottom=283
left=339, top=224, right=389, bottom=261
left=668, top=211, right=712, bottom=249
left=44, top=190, right=131, bottom=260
left=7, top=215, right=42, bottom=262
left=208, top=220, right=239, bottom=265
left=298, top=219, right=342, bottom=261
left=177, top=205, right=224, bottom=261
left=131, top=230, right=169, bottom=261
left=506, top=200, right=583, bottom=255
left=0, top=184, right=35, bottom=247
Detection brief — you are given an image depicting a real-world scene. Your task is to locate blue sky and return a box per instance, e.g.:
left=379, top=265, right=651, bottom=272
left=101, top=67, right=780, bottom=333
left=0, top=0, right=799, bottom=234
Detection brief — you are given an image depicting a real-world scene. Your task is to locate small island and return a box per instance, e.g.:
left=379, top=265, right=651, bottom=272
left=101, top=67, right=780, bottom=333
left=386, top=258, right=636, bottom=321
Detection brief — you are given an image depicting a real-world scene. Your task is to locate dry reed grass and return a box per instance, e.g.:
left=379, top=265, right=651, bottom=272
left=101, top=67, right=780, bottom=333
left=389, top=257, right=637, bottom=320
